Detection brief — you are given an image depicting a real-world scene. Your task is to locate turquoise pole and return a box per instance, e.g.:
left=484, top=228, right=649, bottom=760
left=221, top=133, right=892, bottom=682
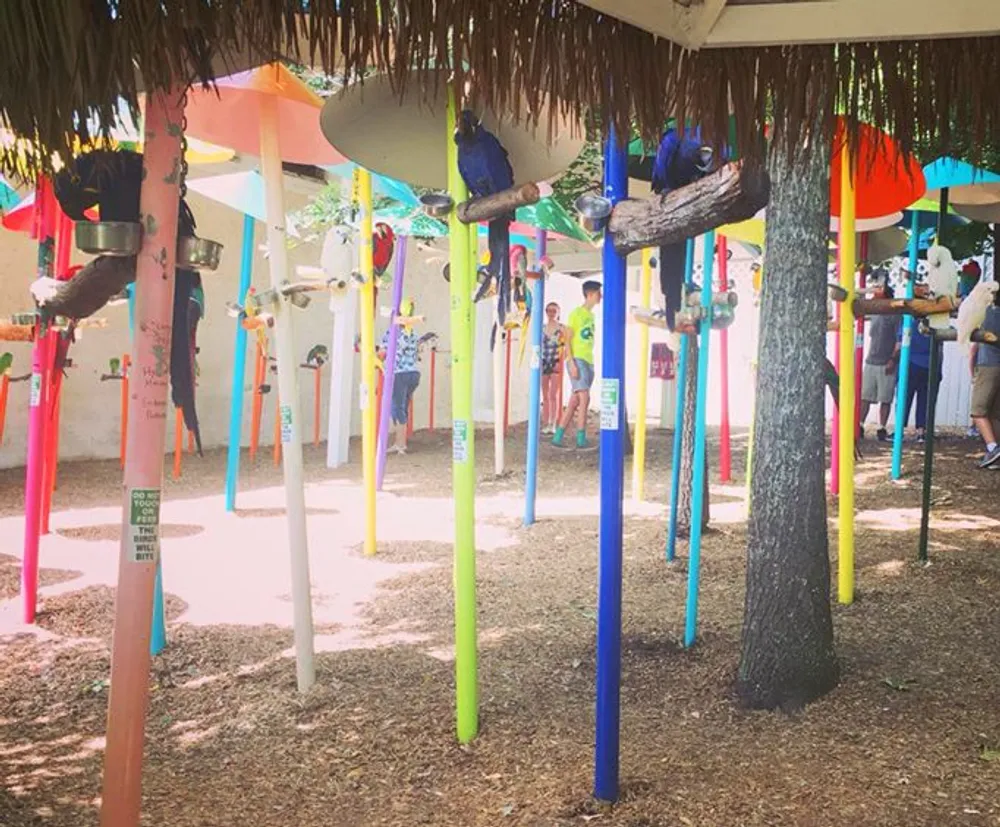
left=683, top=230, right=715, bottom=647
left=891, top=210, right=920, bottom=479
left=666, top=238, right=695, bottom=561
left=523, top=229, right=547, bottom=525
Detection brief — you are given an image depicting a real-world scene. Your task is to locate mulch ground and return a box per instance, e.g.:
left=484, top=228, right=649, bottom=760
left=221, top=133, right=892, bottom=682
left=0, top=422, right=998, bottom=826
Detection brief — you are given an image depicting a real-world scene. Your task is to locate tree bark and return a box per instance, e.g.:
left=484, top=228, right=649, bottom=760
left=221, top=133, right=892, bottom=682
left=676, top=334, right=709, bottom=537
left=457, top=183, right=540, bottom=224
left=737, top=105, right=839, bottom=710
left=609, top=163, right=770, bottom=256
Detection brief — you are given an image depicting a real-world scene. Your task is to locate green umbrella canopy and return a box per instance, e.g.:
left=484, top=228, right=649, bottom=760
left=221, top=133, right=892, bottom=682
left=516, top=197, right=591, bottom=243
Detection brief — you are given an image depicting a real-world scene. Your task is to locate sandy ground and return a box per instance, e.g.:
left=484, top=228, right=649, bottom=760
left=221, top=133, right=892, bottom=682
left=0, top=421, right=999, bottom=826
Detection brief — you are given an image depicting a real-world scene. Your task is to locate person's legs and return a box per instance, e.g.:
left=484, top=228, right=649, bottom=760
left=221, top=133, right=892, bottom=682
left=390, top=371, right=418, bottom=452
left=541, top=373, right=552, bottom=430
left=860, top=367, right=877, bottom=431
left=914, top=371, right=929, bottom=435
left=878, top=402, right=892, bottom=429
left=555, top=359, right=592, bottom=445
left=971, top=366, right=1000, bottom=466
left=573, top=360, right=595, bottom=446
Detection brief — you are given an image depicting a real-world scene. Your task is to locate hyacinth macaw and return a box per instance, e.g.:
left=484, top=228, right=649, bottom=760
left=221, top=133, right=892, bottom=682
left=454, top=110, right=515, bottom=325
left=53, top=149, right=205, bottom=454
left=650, top=129, right=714, bottom=333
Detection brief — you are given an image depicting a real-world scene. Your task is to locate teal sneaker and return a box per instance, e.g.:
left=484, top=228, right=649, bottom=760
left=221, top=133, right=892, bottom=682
left=552, top=427, right=565, bottom=447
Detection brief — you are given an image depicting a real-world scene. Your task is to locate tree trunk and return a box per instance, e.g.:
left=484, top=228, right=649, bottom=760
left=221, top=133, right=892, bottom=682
left=610, top=162, right=770, bottom=256
left=737, top=104, right=839, bottom=710
left=676, top=334, right=709, bottom=536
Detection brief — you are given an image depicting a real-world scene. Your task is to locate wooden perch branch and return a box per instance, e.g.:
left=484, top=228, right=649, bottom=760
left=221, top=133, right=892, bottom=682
left=38, top=255, right=136, bottom=319
left=921, top=326, right=999, bottom=345
left=852, top=296, right=959, bottom=318
left=457, top=183, right=540, bottom=224
left=609, top=163, right=770, bottom=256
left=0, top=323, right=35, bottom=341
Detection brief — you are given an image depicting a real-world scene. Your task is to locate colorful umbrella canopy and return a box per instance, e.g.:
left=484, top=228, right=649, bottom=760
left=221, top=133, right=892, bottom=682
left=323, top=162, right=419, bottom=208
left=185, top=64, right=346, bottom=166
left=516, top=198, right=591, bottom=242
left=923, top=157, right=1000, bottom=206
left=185, top=170, right=301, bottom=238
left=829, top=118, right=926, bottom=219
left=953, top=202, right=1000, bottom=224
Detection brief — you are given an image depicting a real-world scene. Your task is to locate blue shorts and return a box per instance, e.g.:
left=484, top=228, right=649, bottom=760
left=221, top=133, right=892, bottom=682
left=570, top=358, right=594, bottom=392
left=391, top=370, right=420, bottom=424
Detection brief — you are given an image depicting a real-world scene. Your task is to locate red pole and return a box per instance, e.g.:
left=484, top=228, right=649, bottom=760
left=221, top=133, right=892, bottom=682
left=0, top=372, right=10, bottom=444
left=503, top=329, right=512, bottom=434
left=428, top=347, right=436, bottom=431
left=120, top=354, right=130, bottom=470
left=40, top=328, right=59, bottom=535
left=172, top=407, right=183, bottom=479
left=717, top=237, right=731, bottom=483
left=100, top=87, right=185, bottom=827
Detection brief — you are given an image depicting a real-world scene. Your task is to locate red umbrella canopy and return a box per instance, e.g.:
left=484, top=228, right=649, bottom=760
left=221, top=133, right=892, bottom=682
left=829, top=117, right=926, bottom=219
left=184, top=63, right=346, bottom=166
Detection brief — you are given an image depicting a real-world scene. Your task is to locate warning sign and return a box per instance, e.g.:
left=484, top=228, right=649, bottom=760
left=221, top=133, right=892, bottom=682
left=452, top=420, right=469, bottom=463
left=128, top=488, right=161, bottom=564
left=600, top=378, right=620, bottom=431
left=29, top=373, right=42, bottom=407
left=280, top=405, right=293, bottom=444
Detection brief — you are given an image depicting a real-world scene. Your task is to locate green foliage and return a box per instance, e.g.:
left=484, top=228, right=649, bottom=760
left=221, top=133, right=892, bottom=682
left=290, top=184, right=394, bottom=244
left=551, top=139, right=603, bottom=215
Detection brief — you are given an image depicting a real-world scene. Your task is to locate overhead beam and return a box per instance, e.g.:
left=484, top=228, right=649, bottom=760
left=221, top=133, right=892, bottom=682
left=573, top=0, right=727, bottom=49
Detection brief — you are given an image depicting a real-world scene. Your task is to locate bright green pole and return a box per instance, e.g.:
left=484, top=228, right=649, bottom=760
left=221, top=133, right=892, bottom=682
left=447, top=87, right=478, bottom=743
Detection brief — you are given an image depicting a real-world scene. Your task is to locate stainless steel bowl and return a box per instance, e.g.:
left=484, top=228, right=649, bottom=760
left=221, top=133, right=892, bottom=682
left=177, top=236, right=223, bottom=271
left=420, top=192, right=454, bottom=218
left=574, top=194, right=613, bottom=234
left=75, top=221, right=141, bottom=256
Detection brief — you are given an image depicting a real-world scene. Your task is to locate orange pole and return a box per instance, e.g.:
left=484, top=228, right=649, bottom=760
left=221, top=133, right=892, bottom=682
left=172, top=407, right=183, bottom=480
left=313, top=366, right=321, bottom=446
left=250, top=344, right=264, bottom=461
left=273, top=392, right=281, bottom=466
left=0, top=373, right=9, bottom=444
left=120, top=354, right=130, bottom=470
left=428, top=348, right=436, bottom=432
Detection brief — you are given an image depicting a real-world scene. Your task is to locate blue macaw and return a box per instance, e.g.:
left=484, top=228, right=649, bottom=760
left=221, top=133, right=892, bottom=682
left=454, top=110, right=515, bottom=327
left=650, top=129, right=714, bottom=332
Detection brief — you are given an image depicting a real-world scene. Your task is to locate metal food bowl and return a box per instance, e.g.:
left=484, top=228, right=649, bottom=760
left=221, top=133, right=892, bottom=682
left=177, top=236, right=223, bottom=271
left=420, top=192, right=454, bottom=218
left=75, top=221, right=141, bottom=256
left=574, top=194, right=613, bottom=234
left=711, top=304, right=736, bottom=331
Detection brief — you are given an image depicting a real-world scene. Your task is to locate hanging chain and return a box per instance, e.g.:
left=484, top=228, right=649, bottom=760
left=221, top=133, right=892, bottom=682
left=179, top=88, right=190, bottom=202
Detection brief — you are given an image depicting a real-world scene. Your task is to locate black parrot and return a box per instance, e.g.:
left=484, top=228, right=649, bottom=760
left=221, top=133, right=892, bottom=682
left=650, top=129, right=714, bottom=332
left=53, top=149, right=205, bottom=455
left=823, top=357, right=863, bottom=462
left=454, top=110, right=515, bottom=329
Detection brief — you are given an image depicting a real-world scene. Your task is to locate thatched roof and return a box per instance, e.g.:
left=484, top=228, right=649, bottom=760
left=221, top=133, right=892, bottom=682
left=1, top=1, right=999, bottom=178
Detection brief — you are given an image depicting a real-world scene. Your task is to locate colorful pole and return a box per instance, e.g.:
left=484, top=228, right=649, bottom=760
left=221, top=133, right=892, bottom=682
left=259, top=88, right=315, bottom=692
left=357, top=168, right=378, bottom=555
left=594, top=126, right=628, bottom=803
left=172, top=407, right=183, bottom=479
left=0, top=370, right=10, bottom=443
left=524, top=229, right=547, bottom=526
left=892, top=211, right=920, bottom=479
left=21, top=179, right=56, bottom=623
left=854, top=234, right=868, bottom=436
left=666, top=239, right=695, bottom=562
left=447, top=87, right=478, bottom=744
left=683, top=231, right=716, bottom=648
left=632, top=248, right=653, bottom=500
left=837, top=143, right=857, bottom=605
left=224, top=213, right=256, bottom=511
left=376, top=235, right=408, bottom=490
left=717, top=237, right=731, bottom=483
left=99, top=87, right=184, bottom=827
left=831, top=295, right=840, bottom=496
left=918, top=188, right=950, bottom=563
left=493, top=323, right=505, bottom=475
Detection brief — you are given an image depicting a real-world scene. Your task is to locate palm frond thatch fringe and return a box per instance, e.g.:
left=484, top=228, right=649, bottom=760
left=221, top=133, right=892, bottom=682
left=0, top=1, right=999, bottom=178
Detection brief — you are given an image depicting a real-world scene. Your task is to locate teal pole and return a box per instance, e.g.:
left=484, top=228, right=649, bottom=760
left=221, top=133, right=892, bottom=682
left=683, top=231, right=715, bottom=647
left=224, top=213, right=256, bottom=511
left=891, top=210, right=920, bottom=479
left=524, top=229, right=547, bottom=525
left=666, top=238, right=695, bottom=561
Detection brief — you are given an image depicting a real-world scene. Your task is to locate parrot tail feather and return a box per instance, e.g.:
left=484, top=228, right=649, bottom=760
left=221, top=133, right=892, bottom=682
left=489, top=217, right=511, bottom=328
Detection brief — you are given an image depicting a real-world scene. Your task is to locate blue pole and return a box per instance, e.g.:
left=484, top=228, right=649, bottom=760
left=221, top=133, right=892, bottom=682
left=891, top=210, right=919, bottom=479
left=683, top=230, right=715, bottom=648
left=666, top=238, right=695, bottom=561
left=594, top=127, right=628, bottom=804
left=224, top=213, right=256, bottom=511
left=523, top=229, right=547, bottom=526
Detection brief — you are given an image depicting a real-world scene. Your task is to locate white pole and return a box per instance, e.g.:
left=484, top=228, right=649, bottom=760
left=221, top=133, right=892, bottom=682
left=323, top=228, right=358, bottom=468
left=493, top=320, right=505, bottom=476
left=259, top=92, right=316, bottom=693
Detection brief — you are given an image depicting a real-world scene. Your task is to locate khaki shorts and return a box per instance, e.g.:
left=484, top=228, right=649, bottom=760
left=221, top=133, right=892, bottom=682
left=971, top=365, right=1000, bottom=419
left=861, top=363, right=897, bottom=404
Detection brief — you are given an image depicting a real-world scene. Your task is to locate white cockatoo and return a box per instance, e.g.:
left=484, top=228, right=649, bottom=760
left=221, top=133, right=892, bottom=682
left=29, top=277, right=62, bottom=307
left=924, top=244, right=959, bottom=330
left=956, top=279, right=999, bottom=347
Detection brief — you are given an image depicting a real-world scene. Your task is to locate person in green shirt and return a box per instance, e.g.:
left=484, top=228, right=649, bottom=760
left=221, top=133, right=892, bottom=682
left=553, top=280, right=602, bottom=448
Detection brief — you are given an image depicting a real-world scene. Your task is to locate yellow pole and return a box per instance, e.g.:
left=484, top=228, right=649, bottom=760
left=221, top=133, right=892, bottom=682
left=449, top=88, right=478, bottom=743
left=357, top=168, right=377, bottom=557
left=632, top=248, right=653, bottom=500
left=837, top=144, right=856, bottom=604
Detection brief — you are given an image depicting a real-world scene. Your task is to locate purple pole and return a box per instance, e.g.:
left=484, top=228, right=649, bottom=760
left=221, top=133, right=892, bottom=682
left=375, top=235, right=408, bottom=489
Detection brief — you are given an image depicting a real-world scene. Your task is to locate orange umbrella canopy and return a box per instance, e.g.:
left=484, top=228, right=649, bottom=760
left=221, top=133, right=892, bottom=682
left=183, top=63, right=346, bottom=166
left=829, top=117, right=926, bottom=219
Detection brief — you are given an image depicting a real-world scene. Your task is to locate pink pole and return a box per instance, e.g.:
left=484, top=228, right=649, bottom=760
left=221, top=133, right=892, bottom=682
left=100, top=88, right=185, bottom=827
left=21, top=179, right=57, bottom=623
left=717, top=236, right=731, bottom=483
left=831, top=303, right=840, bottom=496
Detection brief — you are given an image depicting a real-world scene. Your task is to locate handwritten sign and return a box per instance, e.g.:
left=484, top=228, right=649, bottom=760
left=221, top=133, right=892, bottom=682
left=29, top=373, right=42, bottom=407
left=600, top=378, right=620, bottom=431
left=280, top=405, right=293, bottom=444
left=128, top=488, right=161, bottom=564
left=452, top=420, right=469, bottom=463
